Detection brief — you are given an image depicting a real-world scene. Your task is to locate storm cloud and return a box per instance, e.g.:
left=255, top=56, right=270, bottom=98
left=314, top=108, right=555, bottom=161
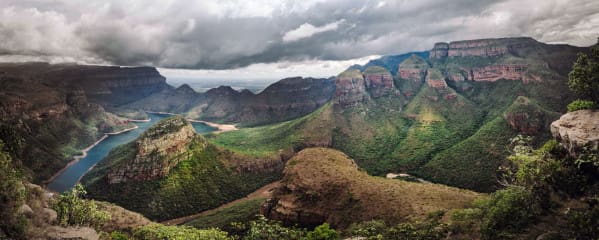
left=0, top=0, right=598, bottom=70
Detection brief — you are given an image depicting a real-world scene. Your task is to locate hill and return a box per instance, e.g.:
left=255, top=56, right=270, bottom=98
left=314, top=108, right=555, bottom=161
left=262, top=148, right=480, bottom=228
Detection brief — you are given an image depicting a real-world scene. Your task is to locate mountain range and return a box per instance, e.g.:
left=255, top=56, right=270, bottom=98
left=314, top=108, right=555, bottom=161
left=0, top=36, right=596, bottom=239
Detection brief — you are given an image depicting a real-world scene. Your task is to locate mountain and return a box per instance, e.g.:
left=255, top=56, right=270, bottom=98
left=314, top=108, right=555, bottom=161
left=82, top=116, right=281, bottom=220
left=209, top=37, right=589, bottom=192
left=123, top=76, right=335, bottom=127
left=0, top=63, right=170, bottom=182
left=261, top=147, right=479, bottom=228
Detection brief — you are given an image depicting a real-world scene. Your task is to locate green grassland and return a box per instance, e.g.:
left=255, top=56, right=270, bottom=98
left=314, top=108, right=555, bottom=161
left=208, top=102, right=334, bottom=158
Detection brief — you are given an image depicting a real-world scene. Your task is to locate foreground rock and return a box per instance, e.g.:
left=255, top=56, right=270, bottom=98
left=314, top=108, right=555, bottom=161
left=261, top=148, right=480, bottom=228
left=551, top=110, right=599, bottom=157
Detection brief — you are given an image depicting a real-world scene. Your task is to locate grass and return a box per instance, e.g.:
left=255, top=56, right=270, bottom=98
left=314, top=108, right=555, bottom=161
left=208, top=102, right=333, bottom=158
left=186, top=198, right=265, bottom=232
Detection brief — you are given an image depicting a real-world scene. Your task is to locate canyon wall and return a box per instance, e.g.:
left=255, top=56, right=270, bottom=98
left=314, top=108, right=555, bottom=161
left=430, top=37, right=537, bottom=59
left=107, top=116, right=198, bottom=183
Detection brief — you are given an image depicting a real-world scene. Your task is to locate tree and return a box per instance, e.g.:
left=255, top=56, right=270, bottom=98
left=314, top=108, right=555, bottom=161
left=568, top=38, right=599, bottom=103
left=52, top=184, right=111, bottom=229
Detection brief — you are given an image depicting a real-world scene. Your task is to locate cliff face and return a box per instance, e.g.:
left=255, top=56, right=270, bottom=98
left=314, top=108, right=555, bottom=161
left=107, top=116, right=199, bottom=183
left=551, top=110, right=599, bottom=158
left=429, top=42, right=449, bottom=59
left=430, top=37, right=538, bottom=59
left=425, top=68, right=448, bottom=89
left=363, top=66, right=396, bottom=98
left=470, top=64, right=538, bottom=83
left=334, top=69, right=368, bottom=106
left=0, top=63, right=170, bottom=108
left=398, top=54, right=428, bottom=80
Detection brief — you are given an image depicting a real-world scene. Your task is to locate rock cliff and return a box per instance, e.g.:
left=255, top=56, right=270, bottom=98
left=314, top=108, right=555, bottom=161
left=0, top=62, right=170, bottom=107
left=362, top=66, right=396, bottom=98
left=551, top=110, right=599, bottom=157
left=107, top=116, right=199, bottom=183
left=334, top=69, right=368, bottom=106
left=430, top=37, right=538, bottom=59
left=470, top=64, right=537, bottom=82
left=425, top=68, right=447, bottom=89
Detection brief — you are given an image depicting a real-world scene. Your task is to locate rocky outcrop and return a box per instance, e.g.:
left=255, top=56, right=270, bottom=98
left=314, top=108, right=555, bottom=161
left=398, top=54, right=428, bottom=81
left=261, top=148, right=479, bottom=228
left=429, top=42, right=449, bottom=59
left=470, top=64, right=536, bottom=82
left=429, top=37, right=538, bottom=59
left=363, top=66, right=395, bottom=98
left=334, top=69, right=368, bottom=106
left=425, top=68, right=447, bottom=89
left=551, top=110, right=599, bottom=157
left=107, top=116, right=199, bottom=183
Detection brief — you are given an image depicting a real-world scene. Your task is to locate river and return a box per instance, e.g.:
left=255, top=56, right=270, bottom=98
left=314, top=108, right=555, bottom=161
left=46, top=113, right=217, bottom=193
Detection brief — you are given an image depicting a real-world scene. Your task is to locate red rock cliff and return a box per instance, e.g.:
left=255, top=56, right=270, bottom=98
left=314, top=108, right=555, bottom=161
left=334, top=69, right=368, bottom=106
left=363, top=66, right=395, bottom=98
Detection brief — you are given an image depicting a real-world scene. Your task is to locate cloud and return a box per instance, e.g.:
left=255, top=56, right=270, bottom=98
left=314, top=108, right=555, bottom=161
left=0, top=0, right=597, bottom=74
left=283, top=19, right=345, bottom=42
left=158, top=55, right=381, bottom=81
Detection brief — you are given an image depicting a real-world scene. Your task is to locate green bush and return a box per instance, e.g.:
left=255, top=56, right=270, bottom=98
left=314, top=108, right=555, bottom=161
left=52, top=184, right=111, bottom=229
left=347, top=213, right=447, bottom=240
left=0, top=140, right=27, bottom=238
left=306, top=223, right=339, bottom=240
left=133, top=224, right=230, bottom=240
left=567, top=99, right=596, bottom=112
left=242, top=215, right=307, bottom=240
left=475, top=187, right=542, bottom=240
left=109, top=231, right=130, bottom=240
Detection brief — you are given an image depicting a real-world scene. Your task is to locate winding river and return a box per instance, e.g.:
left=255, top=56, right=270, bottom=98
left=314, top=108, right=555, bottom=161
left=46, top=113, right=217, bottom=193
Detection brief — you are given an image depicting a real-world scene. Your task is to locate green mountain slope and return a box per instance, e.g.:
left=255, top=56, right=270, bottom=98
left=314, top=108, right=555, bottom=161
left=83, top=117, right=280, bottom=221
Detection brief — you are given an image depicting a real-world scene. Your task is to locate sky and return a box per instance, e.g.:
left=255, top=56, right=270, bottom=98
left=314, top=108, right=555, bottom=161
left=0, top=0, right=598, bottom=82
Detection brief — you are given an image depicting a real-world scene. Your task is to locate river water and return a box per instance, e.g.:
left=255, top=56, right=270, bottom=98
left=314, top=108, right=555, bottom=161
left=46, top=113, right=217, bottom=193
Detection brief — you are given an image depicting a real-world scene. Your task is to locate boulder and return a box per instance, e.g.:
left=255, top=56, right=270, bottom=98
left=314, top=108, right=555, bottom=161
left=551, top=110, right=599, bottom=157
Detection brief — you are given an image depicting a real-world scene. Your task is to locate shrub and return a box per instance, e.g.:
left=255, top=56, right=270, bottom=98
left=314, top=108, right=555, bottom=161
left=243, top=215, right=307, bottom=240
left=348, top=213, right=447, bottom=240
left=0, top=140, right=27, bottom=238
left=132, top=224, right=230, bottom=240
left=306, top=223, right=339, bottom=240
left=567, top=99, right=596, bottom=112
left=475, top=187, right=542, bottom=240
left=347, top=220, right=387, bottom=239
left=52, top=184, right=111, bottom=229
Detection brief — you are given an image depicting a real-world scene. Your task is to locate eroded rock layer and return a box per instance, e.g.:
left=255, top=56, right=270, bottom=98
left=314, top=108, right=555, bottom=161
left=107, top=116, right=199, bottom=183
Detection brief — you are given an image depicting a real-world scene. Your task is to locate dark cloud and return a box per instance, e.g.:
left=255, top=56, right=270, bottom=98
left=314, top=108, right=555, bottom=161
left=0, top=0, right=597, bottom=69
